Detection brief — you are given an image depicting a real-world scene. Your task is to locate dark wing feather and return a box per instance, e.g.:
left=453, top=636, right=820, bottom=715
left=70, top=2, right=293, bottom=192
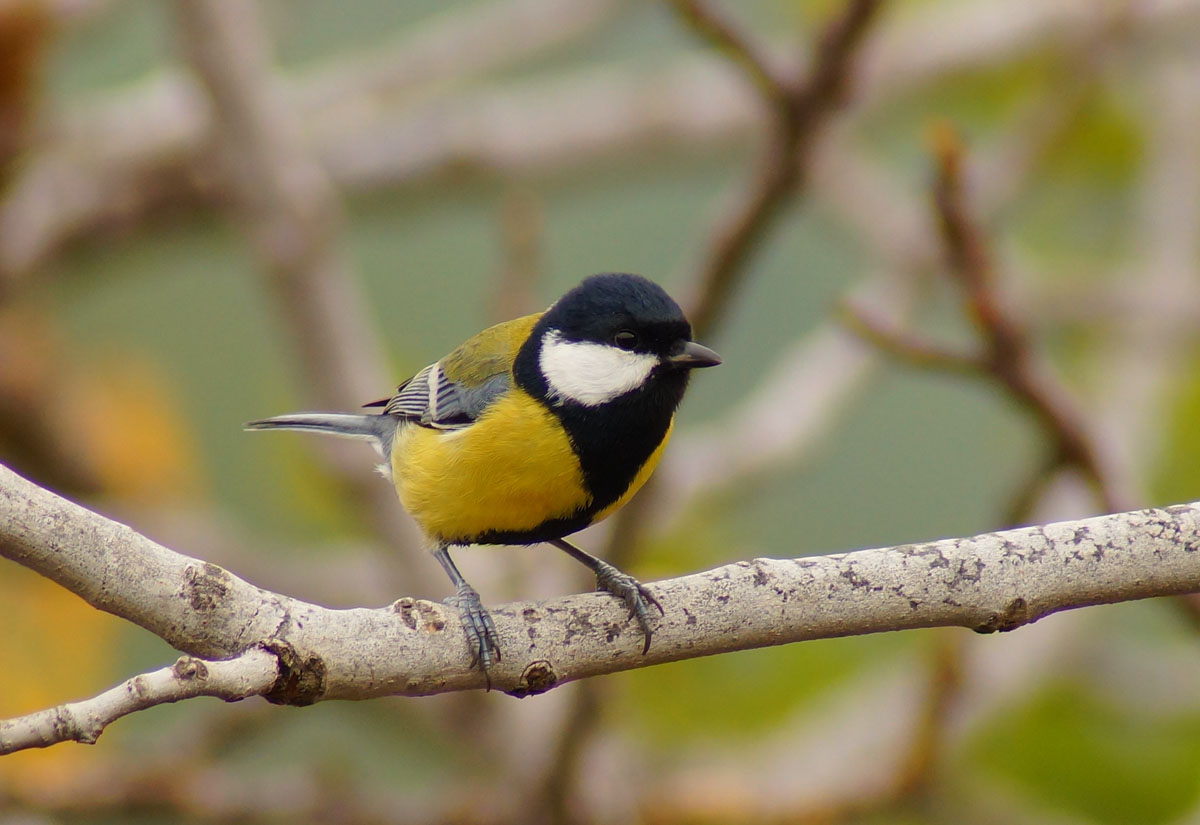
left=379, top=361, right=513, bottom=429
left=369, top=312, right=543, bottom=430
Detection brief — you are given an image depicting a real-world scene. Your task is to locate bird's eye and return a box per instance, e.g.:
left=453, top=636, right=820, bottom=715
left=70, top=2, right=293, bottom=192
left=613, top=330, right=639, bottom=350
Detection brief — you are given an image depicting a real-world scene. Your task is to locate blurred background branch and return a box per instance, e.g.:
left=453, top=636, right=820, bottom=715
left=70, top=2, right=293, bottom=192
left=4, top=0, right=1200, bottom=823
left=174, top=0, right=440, bottom=606
left=843, top=126, right=1131, bottom=519
left=6, top=0, right=1199, bottom=288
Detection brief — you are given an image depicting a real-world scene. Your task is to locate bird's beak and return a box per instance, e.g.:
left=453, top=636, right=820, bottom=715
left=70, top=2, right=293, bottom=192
left=668, top=341, right=722, bottom=369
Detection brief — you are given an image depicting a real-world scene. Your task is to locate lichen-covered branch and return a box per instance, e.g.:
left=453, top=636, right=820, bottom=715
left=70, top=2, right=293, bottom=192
left=3, top=461, right=1200, bottom=753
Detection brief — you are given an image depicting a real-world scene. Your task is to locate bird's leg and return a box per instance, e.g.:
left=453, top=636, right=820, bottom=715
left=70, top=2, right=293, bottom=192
left=434, top=546, right=501, bottom=679
left=548, top=538, right=663, bottom=654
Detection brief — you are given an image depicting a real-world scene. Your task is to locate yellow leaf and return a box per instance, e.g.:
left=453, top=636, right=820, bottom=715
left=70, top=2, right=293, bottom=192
left=0, top=567, right=126, bottom=786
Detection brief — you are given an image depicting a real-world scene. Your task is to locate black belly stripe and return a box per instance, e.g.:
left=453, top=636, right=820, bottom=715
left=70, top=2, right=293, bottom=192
left=469, top=512, right=595, bottom=546
left=453, top=375, right=686, bottom=547
left=556, top=391, right=679, bottom=510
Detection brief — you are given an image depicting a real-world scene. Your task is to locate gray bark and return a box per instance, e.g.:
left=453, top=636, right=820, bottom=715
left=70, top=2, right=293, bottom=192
left=3, top=462, right=1198, bottom=705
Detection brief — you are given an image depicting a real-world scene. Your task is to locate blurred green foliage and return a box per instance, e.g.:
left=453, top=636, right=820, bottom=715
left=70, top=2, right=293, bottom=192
left=970, top=683, right=1200, bottom=824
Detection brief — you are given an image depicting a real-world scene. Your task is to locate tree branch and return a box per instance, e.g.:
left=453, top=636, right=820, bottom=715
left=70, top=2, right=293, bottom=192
left=175, top=0, right=433, bottom=590
left=604, top=0, right=885, bottom=565
left=666, top=0, right=792, bottom=106
left=678, top=0, right=885, bottom=341
left=843, top=126, right=1132, bottom=518
left=0, top=648, right=277, bottom=754
left=654, top=287, right=906, bottom=529
left=3, top=461, right=1200, bottom=753
left=838, top=298, right=982, bottom=375
left=177, top=0, right=387, bottom=410
left=548, top=5, right=885, bottom=811
left=6, top=0, right=1197, bottom=285
left=927, top=125, right=1130, bottom=514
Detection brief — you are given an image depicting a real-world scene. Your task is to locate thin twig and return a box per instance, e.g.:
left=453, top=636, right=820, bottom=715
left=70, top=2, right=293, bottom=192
left=682, top=0, right=885, bottom=341
left=889, top=631, right=964, bottom=804
left=1003, top=451, right=1070, bottom=528
left=666, top=0, right=790, bottom=105
left=0, top=0, right=49, bottom=194
left=652, top=274, right=918, bottom=530
left=838, top=298, right=982, bottom=375
left=0, top=648, right=277, bottom=753
left=653, top=66, right=1102, bottom=532
left=929, top=125, right=1129, bottom=514
left=607, top=0, right=886, bottom=568
left=844, top=125, right=1131, bottom=517
left=533, top=681, right=605, bottom=825
left=492, top=187, right=544, bottom=324
left=176, top=0, right=384, bottom=409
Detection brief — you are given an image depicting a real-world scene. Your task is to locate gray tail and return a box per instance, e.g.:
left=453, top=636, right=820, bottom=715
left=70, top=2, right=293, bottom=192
left=245, top=413, right=397, bottom=445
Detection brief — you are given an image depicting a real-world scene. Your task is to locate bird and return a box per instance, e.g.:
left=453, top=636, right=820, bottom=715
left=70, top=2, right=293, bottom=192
left=246, top=272, right=721, bottom=675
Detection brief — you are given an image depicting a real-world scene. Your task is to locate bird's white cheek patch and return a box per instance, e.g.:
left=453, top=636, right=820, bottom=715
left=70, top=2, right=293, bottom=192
left=539, top=331, right=658, bottom=406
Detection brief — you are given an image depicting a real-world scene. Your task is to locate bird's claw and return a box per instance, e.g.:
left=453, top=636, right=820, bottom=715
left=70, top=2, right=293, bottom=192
left=445, top=585, right=501, bottom=680
left=593, top=563, right=663, bottom=655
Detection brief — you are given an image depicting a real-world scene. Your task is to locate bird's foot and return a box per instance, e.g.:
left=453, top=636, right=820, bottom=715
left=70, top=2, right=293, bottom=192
left=592, top=562, right=664, bottom=654
left=444, top=585, right=501, bottom=679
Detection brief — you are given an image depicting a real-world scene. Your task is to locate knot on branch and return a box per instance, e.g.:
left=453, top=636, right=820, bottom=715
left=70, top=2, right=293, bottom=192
left=181, top=561, right=232, bottom=612
left=973, top=597, right=1030, bottom=634
left=391, top=596, right=447, bottom=632
left=507, top=659, right=560, bottom=698
left=260, top=640, right=326, bottom=706
left=172, top=655, right=209, bottom=680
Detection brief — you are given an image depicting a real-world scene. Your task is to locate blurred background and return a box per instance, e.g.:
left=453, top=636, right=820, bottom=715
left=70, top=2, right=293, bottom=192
left=3, top=0, right=1200, bottom=822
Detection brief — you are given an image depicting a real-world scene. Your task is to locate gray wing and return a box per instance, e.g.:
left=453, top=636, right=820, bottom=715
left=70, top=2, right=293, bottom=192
left=381, top=362, right=511, bottom=429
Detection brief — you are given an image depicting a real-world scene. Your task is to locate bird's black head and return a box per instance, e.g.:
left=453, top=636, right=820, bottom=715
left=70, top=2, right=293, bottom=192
left=510, top=273, right=720, bottom=521
left=515, top=273, right=721, bottom=407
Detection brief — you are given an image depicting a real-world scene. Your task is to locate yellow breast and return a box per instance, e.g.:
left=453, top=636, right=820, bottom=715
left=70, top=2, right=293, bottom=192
left=391, top=391, right=591, bottom=544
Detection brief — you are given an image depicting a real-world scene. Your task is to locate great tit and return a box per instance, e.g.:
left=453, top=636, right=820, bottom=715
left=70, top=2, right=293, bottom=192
left=247, top=272, right=721, bottom=673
